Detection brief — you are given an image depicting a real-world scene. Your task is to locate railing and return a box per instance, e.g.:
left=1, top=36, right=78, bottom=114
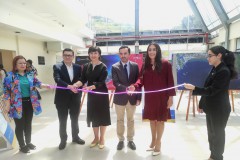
left=96, top=29, right=204, bottom=37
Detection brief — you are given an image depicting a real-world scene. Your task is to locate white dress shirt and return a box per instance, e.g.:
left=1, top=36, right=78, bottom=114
left=65, top=63, right=74, bottom=82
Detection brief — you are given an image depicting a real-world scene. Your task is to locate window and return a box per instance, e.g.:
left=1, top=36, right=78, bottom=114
left=220, top=0, right=240, bottom=19
left=220, top=42, right=225, bottom=47
left=140, top=31, right=153, bottom=35
left=236, top=38, right=240, bottom=51
left=107, top=33, right=121, bottom=36
left=122, top=41, right=135, bottom=45
left=139, top=40, right=152, bottom=45
left=122, top=32, right=135, bottom=36
left=188, top=37, right=203, bottom=43
left=194, top=0, right=222, bottom=30
left=170, top=38, right=187, bottom=44
left=96, top=42, right=107, bottom=46
left=108, top=41, right=122, bottom=46
left=96, top=33, right=107, bottom=37
left=153, top=39, right=169, bottom=44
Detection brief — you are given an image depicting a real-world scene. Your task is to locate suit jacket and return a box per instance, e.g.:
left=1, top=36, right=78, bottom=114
left=112, top=61, right=141, bottom=105
left=53, top=62, right=82, bottom=106
left=193, top=62, right=231, bottom=114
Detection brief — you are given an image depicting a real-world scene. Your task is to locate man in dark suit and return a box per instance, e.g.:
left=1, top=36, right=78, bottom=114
left=53, top=48, right=85, bottom=150
left=112, top=46, right=141, bottom=150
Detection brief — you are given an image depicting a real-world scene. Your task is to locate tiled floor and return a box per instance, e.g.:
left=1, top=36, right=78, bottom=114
left=0, top=91, right=240, bottom=160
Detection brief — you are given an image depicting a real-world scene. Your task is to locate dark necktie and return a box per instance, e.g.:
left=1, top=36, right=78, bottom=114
left=124, top=64, right=128, bottom=80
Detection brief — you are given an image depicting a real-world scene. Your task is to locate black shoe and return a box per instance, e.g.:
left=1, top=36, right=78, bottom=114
left=27, top=143, right=36, bottom=150
left=72, top=138, right=85, bottom=145
left=128, top=141, right=136, bottom=150
left=59, top=142, right=66, bottom=150
left=20, top=145, right=30, bottom=153
left=117, top=141, right=124, bottom=150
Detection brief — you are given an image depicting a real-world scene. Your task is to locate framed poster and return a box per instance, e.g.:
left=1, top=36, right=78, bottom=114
left=38, top=56, right=45, bottom=65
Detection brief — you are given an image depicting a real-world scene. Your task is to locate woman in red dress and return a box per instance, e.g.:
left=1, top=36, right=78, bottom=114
left=135, top=43, right=176, bottom=156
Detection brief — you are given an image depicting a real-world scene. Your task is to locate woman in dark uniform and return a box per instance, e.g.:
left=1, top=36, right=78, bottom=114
left=74, top=46, right=111, bottom=149
left=184, top=46, right=237, bottom=160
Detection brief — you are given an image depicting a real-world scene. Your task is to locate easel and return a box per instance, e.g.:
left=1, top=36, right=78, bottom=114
left=79, top=92, right=86, bottom=113
left=177, top=90, right=236, bottom=121
left=176, top=90, right=199, bottom=121
left=229, top=90, right=235, bottom=112
left=79, top=89, right=116, bottom=113
left=109, top=90, right=115, bottom=108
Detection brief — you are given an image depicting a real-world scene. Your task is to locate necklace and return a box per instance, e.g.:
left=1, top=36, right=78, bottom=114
left=152, top=64, right=155, bottom=70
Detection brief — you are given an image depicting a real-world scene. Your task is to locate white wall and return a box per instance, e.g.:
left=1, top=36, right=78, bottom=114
left=0, top=3, right=86, bottom=48
left=17, top=36, right=56, bottom=85
left=0, top=31, right=17, bottom=51
left=0, top=32, right=56, bottom=85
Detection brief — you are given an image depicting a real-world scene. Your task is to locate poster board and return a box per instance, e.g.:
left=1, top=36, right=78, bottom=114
left=172, top=53, right=240, bottom=90
left=75, top=54, right=143, bottom=90
left=0, top=111, right=16, bottom=151
left=76, top=54, right=175, bottom=122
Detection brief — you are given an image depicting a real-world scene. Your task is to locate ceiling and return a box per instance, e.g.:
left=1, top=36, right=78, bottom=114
left=0, top=22, right=56, bottom=41
left=0, top=0, right=93, bottom=46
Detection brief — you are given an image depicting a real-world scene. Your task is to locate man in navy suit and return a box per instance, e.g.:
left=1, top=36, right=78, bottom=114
left=112, top=46, right=141, bottom=150
left=53, top=48, right=85, bottom=150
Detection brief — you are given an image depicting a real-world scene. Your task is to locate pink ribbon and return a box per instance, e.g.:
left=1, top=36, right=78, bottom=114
left=50, top=84, right=184, bottom=95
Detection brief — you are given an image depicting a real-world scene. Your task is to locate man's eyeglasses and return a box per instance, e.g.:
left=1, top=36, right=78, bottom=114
left=63, top=54, right=73, bottom=58
left=207, top=54, right=216, bottom=58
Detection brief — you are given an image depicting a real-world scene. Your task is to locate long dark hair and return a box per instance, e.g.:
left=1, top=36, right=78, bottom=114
left=209, top=46, right=237, bottom=79
left=144, top=43, right=162, bottom=73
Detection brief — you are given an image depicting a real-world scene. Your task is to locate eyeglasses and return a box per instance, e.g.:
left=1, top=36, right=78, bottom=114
left=63, top=54, right=73, bottom=58
left=17, top=63, right=27, bottom=65
left=207, top=54, right=216, bottom=58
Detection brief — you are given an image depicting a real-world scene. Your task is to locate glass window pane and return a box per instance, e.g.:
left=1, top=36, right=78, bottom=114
left=220, top=0, right=240, bottom=18
left=194, top=0, right=222, bottom=30
left=237, top=38, right=240, bottom=51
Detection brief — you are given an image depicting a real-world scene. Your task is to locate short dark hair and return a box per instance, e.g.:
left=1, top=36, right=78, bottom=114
left=27, top=59, right=33, bottom=65
left=119, top=46, right=131, bottom=54
left=88, top=46, right=102, bottom=60
left=62, top=48, right=74, bottom=55
left=88, top=46, right=101, bottom=55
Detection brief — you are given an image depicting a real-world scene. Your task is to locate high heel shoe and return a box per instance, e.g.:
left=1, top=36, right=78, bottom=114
left=152, top=151, right=161, bottom=156
left=98, top=144, right=105, bottom=149
left=146, top=147, right=154, bottom=151
left=152, top=142, right=161, bottom=156
left=90, top=142, right=98, bottom=148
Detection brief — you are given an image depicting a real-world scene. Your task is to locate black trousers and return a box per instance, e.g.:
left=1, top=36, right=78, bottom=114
left=14, top=98, right=33, bottom=147
left=206, top=111, right=230, bottom=160
left=56, top=103, right=80, bottom=142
